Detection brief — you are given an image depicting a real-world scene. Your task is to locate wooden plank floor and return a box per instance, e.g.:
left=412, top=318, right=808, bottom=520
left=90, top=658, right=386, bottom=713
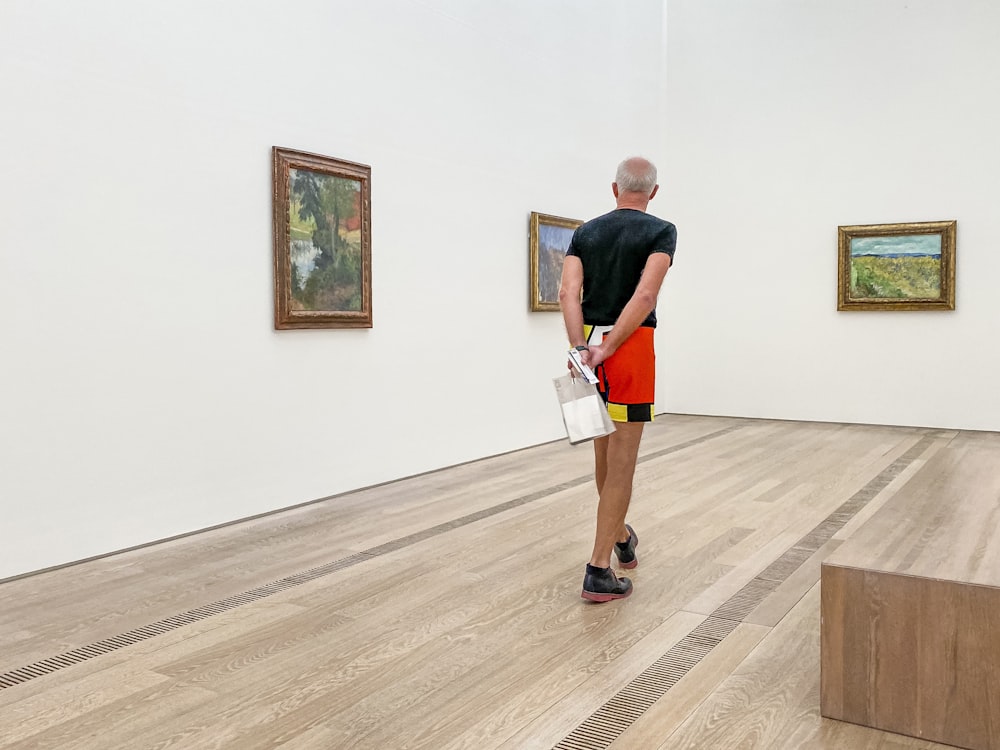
left=1, top=415, right=991, bottom=749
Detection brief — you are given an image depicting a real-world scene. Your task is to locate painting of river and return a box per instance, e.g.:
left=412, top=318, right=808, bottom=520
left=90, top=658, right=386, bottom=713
left=272, top=147, right=372, bottom=329
left=288, top=167, right=363, bottom=312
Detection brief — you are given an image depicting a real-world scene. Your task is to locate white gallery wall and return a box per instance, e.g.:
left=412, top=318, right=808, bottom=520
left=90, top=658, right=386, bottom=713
left=4, top=1, right=999, bottom=581
left=0, top=0, right=668, bottom=579
left=659, top=0, right=1000, bottom=431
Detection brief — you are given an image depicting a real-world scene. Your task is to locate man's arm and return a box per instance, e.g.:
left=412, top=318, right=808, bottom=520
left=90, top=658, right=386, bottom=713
left=588, top=252, right=672, bottom=368
left=558, top=254, right=587, bottom=349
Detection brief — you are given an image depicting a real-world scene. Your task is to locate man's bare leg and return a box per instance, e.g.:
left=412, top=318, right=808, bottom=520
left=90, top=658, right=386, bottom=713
left=593, top=433, right=634, bottom=549
left=589, top=422, right=645, bottom=568
left=593, top=435, right=609, bottom=495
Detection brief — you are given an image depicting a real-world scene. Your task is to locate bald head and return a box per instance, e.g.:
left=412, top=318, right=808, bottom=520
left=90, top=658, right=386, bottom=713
left=614, top=157, right=657, bottom=197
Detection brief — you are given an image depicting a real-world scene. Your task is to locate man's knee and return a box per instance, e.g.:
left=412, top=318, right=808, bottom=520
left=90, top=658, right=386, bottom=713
left=609, top=422, right=644, bottom=450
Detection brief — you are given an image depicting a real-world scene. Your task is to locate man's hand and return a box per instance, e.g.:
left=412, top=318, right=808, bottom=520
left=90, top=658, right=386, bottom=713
left=568, top=344, right=615, bottom=377
left=586, top=343, right=613, bottom=369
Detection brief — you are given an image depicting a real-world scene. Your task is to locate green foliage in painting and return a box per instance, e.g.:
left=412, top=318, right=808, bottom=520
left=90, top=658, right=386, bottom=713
left=292, top=170, right=358, bottom=256
left=289, top=168, right=362, bottom=312
left=289, top=197, right=317, bottom=240
left=297, top=257, right=362, bottom=312
left=851, top=256, right=940, bottom=299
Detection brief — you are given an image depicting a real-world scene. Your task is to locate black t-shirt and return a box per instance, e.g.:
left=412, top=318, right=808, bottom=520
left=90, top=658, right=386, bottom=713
left=566, top=209, right=677, bottom=327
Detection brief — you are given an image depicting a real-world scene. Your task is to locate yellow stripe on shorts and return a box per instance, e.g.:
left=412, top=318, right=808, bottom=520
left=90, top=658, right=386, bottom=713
left=607, top=403, right=629, bottom=423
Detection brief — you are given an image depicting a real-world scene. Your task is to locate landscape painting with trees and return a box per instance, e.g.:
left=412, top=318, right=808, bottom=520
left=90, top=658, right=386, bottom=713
left=272, top=148, right=372, bottom=329
left=289, top=169, right=361, bottom=312
left=529, top=212, right=582, bottom=312
left=838, top=221, right=956, bottom=311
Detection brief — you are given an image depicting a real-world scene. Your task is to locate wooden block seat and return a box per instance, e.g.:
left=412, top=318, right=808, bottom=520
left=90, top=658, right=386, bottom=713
left=820, top=431, right=1000, bottom=750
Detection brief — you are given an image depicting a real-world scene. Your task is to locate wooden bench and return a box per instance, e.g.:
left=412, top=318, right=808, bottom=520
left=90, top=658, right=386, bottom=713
left=820, top=431, right=1000, bottom=750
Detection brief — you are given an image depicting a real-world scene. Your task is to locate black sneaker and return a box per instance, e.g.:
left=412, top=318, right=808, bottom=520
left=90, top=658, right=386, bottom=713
left=581, top=564, right=633, bottom=602
left=614, top=524, right=638, bottom=569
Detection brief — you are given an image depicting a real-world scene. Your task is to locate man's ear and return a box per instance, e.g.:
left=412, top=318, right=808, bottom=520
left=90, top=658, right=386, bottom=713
left=612, top=182, right=619, bottom=198
left=648, top=184, right=659, bottom=200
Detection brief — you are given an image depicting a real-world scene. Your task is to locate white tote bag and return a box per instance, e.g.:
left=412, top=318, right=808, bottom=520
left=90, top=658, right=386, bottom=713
left=553, top=372, right=616, bottom=445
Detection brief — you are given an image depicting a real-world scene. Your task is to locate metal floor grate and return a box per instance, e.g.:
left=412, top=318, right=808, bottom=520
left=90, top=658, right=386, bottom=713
left=551, top=433, right=937, bottom=749
left=0, top=425, right=742, bottom=690
left=554, top=617, right=740, bottom=750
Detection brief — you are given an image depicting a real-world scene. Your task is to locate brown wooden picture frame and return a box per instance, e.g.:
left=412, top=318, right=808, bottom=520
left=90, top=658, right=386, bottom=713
left=837, top=220, right=956, bottom=311
left=272, top=147, right=372, bottom=329
left=529, top=211, right=582, bottom=312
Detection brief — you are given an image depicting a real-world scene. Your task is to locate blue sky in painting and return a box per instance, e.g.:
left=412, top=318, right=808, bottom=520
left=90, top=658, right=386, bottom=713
left=539, top=223, right=575, bottom=253
left=851, top=234, right=941, bottom=257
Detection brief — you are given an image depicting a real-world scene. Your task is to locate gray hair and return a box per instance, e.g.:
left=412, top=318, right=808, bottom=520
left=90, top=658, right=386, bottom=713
left=615, top=157, right=657, bottom=195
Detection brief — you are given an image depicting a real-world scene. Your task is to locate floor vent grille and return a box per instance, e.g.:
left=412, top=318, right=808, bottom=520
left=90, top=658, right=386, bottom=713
left=554, top=618, right=739, bottom=749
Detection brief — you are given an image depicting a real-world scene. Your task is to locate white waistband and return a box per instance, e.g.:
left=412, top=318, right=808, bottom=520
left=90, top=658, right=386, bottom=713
left=586, top=325, right=614, bottom=344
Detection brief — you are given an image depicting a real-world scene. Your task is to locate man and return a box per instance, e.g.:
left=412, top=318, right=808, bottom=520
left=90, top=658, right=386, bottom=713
left=559, top=156, right=676, bottom=602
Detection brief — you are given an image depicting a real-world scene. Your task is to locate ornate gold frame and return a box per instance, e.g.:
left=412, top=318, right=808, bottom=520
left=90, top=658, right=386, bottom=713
left=837, top=220, right=956, bottom=311
left=272, top=146, right=372, bottom=329
left=529, top=211, right=582, bottom=312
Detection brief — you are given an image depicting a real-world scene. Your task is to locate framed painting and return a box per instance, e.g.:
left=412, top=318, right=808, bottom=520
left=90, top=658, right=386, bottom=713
left=529, top=211, right=582, bottom=312
left=272, top=146, right=372, bottom=329
left=837, top=220, right=956, bottom=311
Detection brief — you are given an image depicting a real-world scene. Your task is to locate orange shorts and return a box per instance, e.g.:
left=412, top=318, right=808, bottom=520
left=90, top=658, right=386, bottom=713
left=585, top=325, right=655, bottom=423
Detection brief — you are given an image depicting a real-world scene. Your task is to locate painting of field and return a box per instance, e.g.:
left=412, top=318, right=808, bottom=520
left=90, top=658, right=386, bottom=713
left=850, top=234, right=942, bottom=300
left=851, top=255, right=940, bottom=298
left=838, top=221, right=955, bottom=311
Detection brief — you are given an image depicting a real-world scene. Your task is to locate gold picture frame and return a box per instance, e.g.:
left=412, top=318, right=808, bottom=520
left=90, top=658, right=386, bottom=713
left=529, top=211, right=582, bottom=312
left=272, top=146, right=372, bottom=329
left=837, top=220, right=956, bottom=311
